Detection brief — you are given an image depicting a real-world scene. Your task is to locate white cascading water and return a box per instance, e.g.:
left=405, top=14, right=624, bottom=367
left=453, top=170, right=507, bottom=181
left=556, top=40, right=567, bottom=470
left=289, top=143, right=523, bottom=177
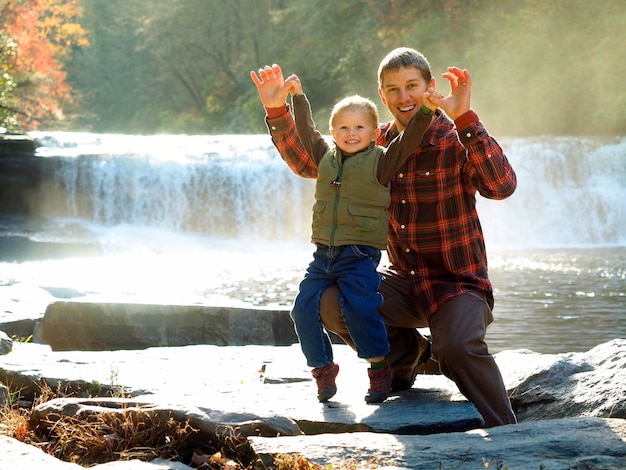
left=31, top=132, right=625, bottom=249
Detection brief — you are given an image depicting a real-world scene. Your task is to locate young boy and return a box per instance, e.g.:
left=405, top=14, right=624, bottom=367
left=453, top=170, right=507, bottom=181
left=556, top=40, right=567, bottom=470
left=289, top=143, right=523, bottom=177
left=255, top=69, right=440, bottom=403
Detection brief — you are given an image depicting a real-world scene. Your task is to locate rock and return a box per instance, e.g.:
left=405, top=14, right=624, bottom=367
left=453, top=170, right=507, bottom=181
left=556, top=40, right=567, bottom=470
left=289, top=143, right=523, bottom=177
left=0, top=382, right=9, bottom=408
left=41, top=301, right=298, bottom=350
left=1, top=339, right=625, bottom=468
left=0, top=133, right=37, bottom=158
left=0, top=343, right=482, bottom=434
left=0, top=330, right=13, bottom=355
left=250, top=417, right=626, bottom=469
left=28, top=397, right=303, bottom=439
left=502, top=339, right=626, bottom=421
left=0, top=435, right=193, bottom=469
left=0, top=135, right=40, bottom=216
left=0, top=320, right=38, bottom=342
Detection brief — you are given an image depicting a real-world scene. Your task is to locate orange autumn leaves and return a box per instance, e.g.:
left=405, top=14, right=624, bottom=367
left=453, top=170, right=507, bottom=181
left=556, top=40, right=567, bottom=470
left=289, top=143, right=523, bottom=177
left=1, top=0, right=88, bottom=130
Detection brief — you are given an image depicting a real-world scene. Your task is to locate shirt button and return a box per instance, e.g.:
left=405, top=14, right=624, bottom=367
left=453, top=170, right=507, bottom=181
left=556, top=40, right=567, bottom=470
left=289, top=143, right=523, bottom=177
left=401, top=200, right=406, bottom=204
left=425, top=171, right=430, bottom=176
left=405, top=248, right=410, bottom=253
left=400, top=224, right=405, bottom=229
left=398, top=173, right=404, bottom=178
left=466, top=132, right=472, bottom=138
left=410, top=270, right=416, bottom=275
left=271, top=126, right=277, bottom=130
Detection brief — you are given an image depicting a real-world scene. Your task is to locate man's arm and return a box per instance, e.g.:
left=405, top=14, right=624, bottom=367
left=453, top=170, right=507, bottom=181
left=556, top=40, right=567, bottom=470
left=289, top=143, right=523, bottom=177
left=251, top=64, right=318, bottom=178
left=456, top=113, right=517, bottom=200
left=438, top=66, right=516, bottom=199
left=266, top=105, right=319, bottom=179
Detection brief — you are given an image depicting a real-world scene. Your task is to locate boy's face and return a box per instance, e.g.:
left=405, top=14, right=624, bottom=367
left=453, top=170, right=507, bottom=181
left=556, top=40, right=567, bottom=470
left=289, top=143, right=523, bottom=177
left=330, top=109, right=377, bottom=156
left=378, top=66, right=435, bottom=131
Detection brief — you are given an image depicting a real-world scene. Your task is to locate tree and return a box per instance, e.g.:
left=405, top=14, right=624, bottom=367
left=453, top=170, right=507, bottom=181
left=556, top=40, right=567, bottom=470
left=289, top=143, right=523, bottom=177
left=0, top=30, right=18, bottom=130
left=60, top=0, right=626, bottom=136
left=67, top=0, right=282, bottom=134
left=0, top=0, right=88, bottom=131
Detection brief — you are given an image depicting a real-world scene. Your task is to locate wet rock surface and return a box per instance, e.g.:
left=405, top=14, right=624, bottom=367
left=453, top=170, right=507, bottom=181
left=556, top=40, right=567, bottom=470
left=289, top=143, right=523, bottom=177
left=1, top=339, right=625, bottom=468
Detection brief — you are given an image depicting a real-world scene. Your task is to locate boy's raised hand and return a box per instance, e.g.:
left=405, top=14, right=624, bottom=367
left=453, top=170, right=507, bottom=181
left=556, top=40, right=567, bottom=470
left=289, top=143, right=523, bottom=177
left=284, top=74, right=303, bottom=96
left=250, top=64, right=291, bottom=108
left=423, top=87, right=444, bottom=111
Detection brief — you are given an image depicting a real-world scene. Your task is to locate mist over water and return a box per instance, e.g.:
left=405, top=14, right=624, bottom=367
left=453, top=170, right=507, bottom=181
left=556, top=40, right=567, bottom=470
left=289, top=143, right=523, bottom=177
left=28, top=132, right=625, bottom=248
left=1, top=132, right=624, bottom=354
left=32, top=133, right=315, bottom=241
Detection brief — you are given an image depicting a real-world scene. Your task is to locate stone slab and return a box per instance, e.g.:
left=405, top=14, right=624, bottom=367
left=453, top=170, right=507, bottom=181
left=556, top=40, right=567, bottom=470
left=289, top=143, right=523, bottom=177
left=40, top=301, right=298, bottom=350
left=250, top=417, right=626, bottom=469
left=0, top=342, right=481, bottom=434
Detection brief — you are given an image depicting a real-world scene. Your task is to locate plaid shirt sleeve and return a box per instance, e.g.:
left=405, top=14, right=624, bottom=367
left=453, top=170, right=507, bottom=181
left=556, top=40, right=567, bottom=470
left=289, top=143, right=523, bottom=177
left=456, top=111, right=517, bottom=200
left=382, top=111, right=517, bottom=317
left=265, top=105, right=318, bottom=179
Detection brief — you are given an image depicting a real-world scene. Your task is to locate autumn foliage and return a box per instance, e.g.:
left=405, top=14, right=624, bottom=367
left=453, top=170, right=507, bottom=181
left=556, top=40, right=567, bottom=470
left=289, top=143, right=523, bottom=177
left=0, top=0, right=88, bottom=131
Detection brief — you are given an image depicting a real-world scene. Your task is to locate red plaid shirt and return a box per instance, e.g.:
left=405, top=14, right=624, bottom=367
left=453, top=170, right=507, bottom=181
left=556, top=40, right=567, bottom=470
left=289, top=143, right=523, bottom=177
left=266, top=106, right=517, bottom=317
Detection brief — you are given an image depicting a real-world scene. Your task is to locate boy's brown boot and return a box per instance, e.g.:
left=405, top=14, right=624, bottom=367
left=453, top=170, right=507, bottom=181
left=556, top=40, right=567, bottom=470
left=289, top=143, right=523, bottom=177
left=312, top=363, right=339, bottom=402
left=365, top=360, right=393, bottom=403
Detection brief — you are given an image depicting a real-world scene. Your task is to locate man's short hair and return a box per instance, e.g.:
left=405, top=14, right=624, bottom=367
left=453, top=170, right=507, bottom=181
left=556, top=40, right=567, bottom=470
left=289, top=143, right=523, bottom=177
left=378, top=47, right=432, bottom=87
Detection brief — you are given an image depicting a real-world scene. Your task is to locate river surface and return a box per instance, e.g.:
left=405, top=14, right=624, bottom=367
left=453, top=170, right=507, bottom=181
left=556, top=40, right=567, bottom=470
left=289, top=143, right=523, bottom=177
left=1, top=132, right=624, bottom=354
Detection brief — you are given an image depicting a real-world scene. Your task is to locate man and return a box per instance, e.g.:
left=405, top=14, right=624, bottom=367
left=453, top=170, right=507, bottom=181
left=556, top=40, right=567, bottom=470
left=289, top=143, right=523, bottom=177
left=250, top=47, right=517, bottom=427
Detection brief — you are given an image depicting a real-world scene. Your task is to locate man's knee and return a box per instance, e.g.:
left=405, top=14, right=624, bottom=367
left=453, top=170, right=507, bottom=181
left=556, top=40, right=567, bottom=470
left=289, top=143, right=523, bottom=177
left=434, top=335, right=487, bottom=363
left=430, top=293, right=490, bottom=361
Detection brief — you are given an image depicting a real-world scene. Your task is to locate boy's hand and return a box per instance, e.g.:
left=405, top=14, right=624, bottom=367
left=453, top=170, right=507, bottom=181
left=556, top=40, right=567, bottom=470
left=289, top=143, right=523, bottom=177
left=250, top=64, right=291, bottom=108
left=423, top=87, right=444, bottom=111
left=284, top=74, right=303, bottom=96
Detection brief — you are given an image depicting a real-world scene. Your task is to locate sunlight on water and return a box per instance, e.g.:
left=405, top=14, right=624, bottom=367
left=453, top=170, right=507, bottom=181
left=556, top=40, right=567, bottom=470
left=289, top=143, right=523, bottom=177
left=0, top=224, right=314, bottom=322
left=2, top=133, right=625, bottom=354
left=487, top=248, right=625, bottom=353
left=34, top=133, right=277, bottom=163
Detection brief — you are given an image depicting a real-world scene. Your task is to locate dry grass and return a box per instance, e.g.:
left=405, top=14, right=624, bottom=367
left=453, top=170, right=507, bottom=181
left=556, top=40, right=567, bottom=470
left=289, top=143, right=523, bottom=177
left=0, top=381, right=258, bottom=468
left=1, top=381, right=398, bottom=469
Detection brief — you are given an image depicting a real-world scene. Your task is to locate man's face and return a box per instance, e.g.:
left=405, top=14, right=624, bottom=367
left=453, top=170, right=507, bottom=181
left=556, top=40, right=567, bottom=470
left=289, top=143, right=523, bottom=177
left=378, top=66, right=435, bottom=131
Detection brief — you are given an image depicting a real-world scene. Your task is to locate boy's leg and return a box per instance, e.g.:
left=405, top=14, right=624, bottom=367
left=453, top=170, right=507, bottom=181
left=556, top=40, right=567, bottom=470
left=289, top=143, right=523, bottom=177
left=334, top=245, right=389, bottom=361
left=292, top=248, right=336, bottom=368
left=320, top=268, right=432, bottom=390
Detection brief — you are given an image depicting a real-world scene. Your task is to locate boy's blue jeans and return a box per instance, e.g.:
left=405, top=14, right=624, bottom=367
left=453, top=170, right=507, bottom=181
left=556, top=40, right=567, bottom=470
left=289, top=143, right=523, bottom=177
left=291, top=244, right=390, bottom=368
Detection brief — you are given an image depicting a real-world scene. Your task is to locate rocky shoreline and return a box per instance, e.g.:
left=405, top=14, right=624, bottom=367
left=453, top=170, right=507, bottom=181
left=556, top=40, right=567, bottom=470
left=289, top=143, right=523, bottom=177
left=1, top=303, right=626, bottom=468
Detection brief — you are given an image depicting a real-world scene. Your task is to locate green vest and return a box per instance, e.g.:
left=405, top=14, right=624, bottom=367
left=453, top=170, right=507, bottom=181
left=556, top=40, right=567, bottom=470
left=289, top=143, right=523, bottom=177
left=311, top=145, right=390, bottom=249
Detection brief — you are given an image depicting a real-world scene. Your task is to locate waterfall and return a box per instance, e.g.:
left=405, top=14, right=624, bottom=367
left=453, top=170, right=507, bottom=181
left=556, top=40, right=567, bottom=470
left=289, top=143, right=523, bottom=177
left=32, top=133, right=316, bottom=242
left=30, top=132, right=625, bottom=249
left=479, top=136, right=625, bottom=249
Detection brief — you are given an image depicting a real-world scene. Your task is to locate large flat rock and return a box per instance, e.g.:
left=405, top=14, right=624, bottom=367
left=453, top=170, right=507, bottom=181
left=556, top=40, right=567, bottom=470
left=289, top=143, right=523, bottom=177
left=2, top=341, right=626, bottom=468
left=250, top=417, right=626, bottom=469
left=0, top=342, right=482, bottom=434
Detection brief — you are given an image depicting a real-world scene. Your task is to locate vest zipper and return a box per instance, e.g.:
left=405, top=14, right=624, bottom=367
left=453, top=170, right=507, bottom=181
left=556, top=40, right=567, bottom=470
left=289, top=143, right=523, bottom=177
left=329, top=164, right=343, bottom=246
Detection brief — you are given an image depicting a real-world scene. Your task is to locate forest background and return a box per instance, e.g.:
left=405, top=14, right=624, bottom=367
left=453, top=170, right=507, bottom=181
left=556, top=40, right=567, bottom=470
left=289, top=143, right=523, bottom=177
left=1, top=0, right=625, bottom=137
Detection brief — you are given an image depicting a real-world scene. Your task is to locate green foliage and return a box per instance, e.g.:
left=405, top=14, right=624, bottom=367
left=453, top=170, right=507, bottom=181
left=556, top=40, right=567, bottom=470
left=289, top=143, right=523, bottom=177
left=0, top=31, right=18, bottom=131
left=56, top=0, right=626, bottom=136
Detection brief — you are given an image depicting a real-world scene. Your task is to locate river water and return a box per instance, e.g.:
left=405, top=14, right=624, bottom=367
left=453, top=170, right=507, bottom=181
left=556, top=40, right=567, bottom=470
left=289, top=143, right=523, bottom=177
left=1, top=132, right=624, bottom=354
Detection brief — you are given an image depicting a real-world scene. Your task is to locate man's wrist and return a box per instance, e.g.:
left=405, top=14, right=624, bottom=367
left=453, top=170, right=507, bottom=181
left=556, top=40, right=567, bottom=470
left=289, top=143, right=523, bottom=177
left=265, top=104, right=288, bottom=119
left=454, top=110, right=479, bottom=130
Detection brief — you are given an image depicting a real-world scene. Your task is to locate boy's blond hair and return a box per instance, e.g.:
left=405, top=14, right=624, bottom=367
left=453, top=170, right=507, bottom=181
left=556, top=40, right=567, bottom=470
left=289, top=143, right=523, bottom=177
left=329, top=95, right=379, bottom=131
